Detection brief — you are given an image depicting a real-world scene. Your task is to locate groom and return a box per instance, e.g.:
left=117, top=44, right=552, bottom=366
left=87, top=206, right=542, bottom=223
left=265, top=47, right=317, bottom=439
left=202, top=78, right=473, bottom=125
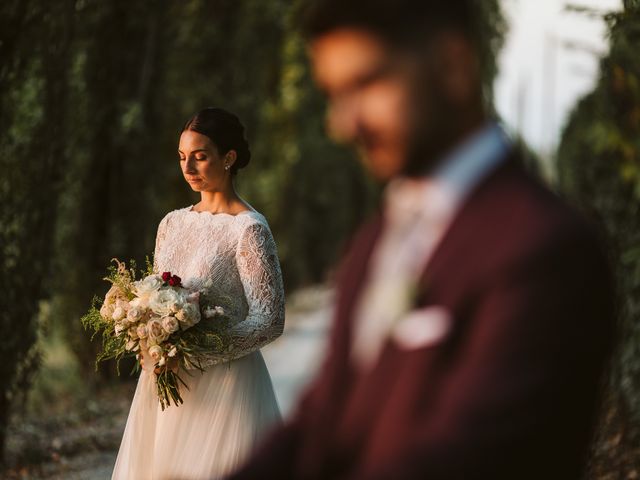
left=230, top=0, right=614, bottom=478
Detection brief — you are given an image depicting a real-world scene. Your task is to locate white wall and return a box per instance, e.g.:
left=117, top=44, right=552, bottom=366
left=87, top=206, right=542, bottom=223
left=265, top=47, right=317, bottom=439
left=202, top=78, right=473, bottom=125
left=495, top=0, right=622, bottom=158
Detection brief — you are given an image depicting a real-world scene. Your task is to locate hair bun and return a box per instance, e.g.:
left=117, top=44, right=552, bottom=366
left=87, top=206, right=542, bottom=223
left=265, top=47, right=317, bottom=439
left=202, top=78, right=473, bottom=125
left=234, top=136, right=251, bottom=171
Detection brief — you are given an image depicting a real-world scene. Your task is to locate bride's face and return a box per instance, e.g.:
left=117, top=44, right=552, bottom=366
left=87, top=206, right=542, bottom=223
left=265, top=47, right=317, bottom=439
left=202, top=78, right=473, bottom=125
left=178, top=130, right=231, bottom=192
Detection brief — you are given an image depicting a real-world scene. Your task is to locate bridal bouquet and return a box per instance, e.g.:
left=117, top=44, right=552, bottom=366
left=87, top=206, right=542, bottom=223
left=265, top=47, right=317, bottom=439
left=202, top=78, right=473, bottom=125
left=82, top=258, right=230, bottom=409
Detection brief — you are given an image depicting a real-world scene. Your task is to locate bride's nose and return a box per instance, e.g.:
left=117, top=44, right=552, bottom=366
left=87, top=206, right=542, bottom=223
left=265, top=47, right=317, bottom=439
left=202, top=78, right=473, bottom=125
left=183, top=157, right=197, bottom=173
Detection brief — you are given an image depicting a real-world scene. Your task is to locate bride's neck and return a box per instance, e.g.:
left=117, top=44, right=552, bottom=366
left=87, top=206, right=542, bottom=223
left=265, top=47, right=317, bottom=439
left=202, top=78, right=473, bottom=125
left=198, top=184, right=241, bottom=214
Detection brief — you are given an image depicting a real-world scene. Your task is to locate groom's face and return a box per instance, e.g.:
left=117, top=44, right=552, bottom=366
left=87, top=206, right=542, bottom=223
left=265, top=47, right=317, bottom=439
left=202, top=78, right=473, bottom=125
left=310, top=29, right=415, bottom=181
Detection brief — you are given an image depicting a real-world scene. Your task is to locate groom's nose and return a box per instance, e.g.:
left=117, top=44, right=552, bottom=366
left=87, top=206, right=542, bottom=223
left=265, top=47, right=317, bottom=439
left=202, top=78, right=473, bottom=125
left=326, top=94, right=360, bottom=144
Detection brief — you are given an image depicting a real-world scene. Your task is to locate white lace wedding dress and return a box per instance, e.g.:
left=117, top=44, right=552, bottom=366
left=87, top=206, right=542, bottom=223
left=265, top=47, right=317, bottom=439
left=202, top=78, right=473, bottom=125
left=112, top=205, right=285, bottom=480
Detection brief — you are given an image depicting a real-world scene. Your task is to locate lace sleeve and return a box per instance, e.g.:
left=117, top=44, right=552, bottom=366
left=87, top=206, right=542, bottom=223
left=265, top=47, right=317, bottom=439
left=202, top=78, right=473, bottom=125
left=153, top=214, right=169, bottom=273
left=202, top=221, right=285, bottom=365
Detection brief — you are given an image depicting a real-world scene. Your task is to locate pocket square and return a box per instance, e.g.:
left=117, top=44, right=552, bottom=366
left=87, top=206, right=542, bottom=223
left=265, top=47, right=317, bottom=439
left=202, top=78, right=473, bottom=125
left=391, top=306, right=452, bottom=351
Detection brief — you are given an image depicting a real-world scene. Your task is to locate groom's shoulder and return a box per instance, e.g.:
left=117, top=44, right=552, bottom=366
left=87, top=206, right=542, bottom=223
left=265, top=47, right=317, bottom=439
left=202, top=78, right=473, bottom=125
left=471, top=153, right=581, bottom=226
left=513, top=163, right=588, bottom=229
left=468, top=155, right=605, bottom=266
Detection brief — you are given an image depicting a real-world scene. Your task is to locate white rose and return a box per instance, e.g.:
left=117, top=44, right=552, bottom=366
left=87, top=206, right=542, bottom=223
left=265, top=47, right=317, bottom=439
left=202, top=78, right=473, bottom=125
left=125, top=339, right=137, bottom=351
left=147, top=317, right=168, bottom=345
left=115, top=298, right=129, bottom=310
left=187, top=302, right=201, bottom=324
left=136, top=323, right=148, bottom=339
left=148, top=345, right=163, bottom=363
left=127, top=306, right=144, bottom=323
left=161, top=315, right=180, bottom=334
left=186, top=292, right=200, bottom=304
left=129, top=296, right=148, bottom=309
left=99, top=306, right=112, bottom=319
left=112, top=306, right=126, bottom=321
left=133, top=274, right=164, bottom=305
left=149, top=288, right=185, bottom=317
left=104, top=285, right=126, bottom=305
left=175, top=302, right=201, bottom=327
left=100, top=301, right=114, bottom=320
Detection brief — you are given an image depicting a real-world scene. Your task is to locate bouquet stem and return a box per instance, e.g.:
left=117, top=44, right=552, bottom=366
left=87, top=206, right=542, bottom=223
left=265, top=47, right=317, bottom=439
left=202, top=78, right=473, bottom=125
left=156, top=368, right=186, bottom=410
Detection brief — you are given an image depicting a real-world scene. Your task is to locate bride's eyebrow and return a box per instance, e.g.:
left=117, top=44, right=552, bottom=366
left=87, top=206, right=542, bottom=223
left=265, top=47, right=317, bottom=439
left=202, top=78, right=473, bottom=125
left=178, top=148, right=208, bottom=154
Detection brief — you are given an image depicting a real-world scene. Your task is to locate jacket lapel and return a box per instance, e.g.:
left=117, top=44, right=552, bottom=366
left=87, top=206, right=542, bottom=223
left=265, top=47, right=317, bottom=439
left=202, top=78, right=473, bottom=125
left=415, top=152, right=521, bottom=304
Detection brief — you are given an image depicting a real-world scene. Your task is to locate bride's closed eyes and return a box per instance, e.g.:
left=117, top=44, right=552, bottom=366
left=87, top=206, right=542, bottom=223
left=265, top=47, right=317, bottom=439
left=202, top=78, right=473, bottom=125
left=178, top=152, right=208, bottom=162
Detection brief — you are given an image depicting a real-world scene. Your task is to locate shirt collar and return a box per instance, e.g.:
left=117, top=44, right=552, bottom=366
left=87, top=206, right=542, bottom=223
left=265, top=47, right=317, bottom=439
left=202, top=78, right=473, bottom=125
left=385, top=122, right=511, bottom=222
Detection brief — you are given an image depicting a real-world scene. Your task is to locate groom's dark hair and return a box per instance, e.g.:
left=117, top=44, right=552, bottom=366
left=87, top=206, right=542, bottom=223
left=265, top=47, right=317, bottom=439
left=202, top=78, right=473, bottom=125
left=302, top=0, right=481, bottom=49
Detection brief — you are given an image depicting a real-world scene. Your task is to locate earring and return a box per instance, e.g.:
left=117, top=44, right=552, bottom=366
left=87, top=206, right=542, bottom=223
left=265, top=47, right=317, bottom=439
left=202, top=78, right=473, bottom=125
left=225, top=165, right=230, bottom=171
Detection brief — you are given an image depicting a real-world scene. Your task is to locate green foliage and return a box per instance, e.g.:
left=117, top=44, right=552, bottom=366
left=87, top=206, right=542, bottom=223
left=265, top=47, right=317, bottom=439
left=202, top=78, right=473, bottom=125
left=559, top=0, right=640, bottom=417
left=476, top=0, right=508, bottom=107
left=0, top=0, right=76, bottom=462
left=178, top=321, right=226, bottom=365
left=558, top=1, right=640, bottom=472
left=80, top=299, right=131, bottom=375
left=0, top=0, right=507, bottom=460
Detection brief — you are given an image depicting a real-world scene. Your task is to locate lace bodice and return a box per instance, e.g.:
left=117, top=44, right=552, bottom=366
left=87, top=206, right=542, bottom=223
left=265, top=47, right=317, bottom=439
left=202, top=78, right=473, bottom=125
left=153, top=205, right=285, bottom=365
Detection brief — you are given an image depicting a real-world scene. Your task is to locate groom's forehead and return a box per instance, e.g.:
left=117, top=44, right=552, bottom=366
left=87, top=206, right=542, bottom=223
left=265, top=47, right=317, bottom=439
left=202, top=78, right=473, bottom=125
left=309, top=28, right=393, bottom=92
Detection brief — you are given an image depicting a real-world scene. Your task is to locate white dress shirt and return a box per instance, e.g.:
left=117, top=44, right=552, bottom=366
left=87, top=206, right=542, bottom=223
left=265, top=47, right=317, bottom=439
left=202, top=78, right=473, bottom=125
left=351, top=122, right=512, bottom=370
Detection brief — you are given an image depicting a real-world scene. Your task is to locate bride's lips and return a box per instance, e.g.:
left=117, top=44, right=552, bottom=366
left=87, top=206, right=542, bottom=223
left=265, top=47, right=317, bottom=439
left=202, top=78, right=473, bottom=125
left=186, top=177, right=202, bottom=183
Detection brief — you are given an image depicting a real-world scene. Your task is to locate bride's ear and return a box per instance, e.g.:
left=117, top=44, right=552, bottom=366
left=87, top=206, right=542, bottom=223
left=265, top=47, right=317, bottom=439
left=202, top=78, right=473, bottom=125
left=224, top=150, right=237, bottom=170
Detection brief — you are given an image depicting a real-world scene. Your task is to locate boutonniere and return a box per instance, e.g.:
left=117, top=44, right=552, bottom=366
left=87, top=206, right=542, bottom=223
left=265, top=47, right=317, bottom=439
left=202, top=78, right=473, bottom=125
left=383, top=278, right=420, bottom=334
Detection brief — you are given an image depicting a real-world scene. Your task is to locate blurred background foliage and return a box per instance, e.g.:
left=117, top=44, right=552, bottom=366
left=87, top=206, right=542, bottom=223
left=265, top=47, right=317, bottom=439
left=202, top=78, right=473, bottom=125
left=3, top=0, right=637, bottom=477
left=0, top=0, right=398, bottom=465
left=558, top=0, right=640, bottom=474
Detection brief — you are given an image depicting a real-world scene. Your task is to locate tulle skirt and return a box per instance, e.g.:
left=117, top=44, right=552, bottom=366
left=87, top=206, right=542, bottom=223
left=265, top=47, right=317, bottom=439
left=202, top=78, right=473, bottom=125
left=112, top=351, right=281, bottom=480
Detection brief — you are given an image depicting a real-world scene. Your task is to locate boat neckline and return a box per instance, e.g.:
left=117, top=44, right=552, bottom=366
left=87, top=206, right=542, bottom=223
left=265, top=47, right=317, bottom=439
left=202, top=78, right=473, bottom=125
left=184, top=205, right=258, bottom=217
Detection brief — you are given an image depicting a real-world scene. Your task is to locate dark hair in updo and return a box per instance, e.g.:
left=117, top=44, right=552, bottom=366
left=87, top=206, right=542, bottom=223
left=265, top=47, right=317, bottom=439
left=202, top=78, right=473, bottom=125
left=182, top=107, right=251, bottom=175
left=302, top=0, right=479, bottom=49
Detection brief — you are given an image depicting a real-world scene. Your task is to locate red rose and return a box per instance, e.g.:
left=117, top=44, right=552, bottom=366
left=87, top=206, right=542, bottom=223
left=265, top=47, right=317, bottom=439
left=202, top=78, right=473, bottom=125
left=169, top=275, right=181, bottom=287
left=162, top=272, right=171, bottom=282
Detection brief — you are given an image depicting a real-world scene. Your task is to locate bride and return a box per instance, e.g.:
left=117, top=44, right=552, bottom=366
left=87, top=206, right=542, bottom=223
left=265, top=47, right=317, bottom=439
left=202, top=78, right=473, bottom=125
left=112, top=107, right=285, bottom=480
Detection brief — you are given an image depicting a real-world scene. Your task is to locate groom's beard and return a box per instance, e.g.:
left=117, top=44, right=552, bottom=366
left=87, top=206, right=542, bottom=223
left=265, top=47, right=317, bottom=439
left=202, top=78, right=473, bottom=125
left=402, top=82, right=463, bottom=178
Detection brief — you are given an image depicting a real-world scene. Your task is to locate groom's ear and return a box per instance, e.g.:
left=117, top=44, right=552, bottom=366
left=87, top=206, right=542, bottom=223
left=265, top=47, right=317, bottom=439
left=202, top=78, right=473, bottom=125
left=429, top=32, right=481, bottom=107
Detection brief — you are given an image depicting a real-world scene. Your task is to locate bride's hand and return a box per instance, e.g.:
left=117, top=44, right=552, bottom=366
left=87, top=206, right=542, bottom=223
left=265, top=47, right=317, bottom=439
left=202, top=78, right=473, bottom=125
left=154, top=357, right=178, bottom=375
left=138, top=345, right=153, bottom=372
left=139, top=345, right=178, bottom=373
left=166, top=356, right=179, bottom=373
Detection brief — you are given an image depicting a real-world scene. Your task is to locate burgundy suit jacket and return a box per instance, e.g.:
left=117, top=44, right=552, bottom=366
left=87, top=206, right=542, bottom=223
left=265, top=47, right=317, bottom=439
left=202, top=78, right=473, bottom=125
left=230, top=154, right=614, bottom=480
